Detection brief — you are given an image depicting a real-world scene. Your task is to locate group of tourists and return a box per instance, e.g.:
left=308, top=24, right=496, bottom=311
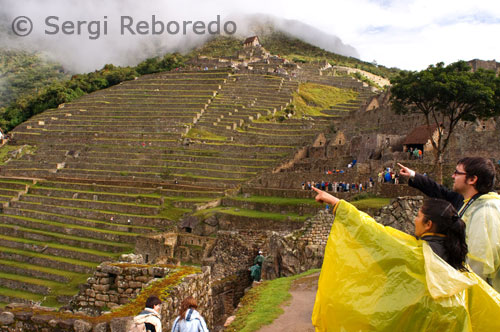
left=408, top=147, right=423, bottom=159
left=133, top=296, right=209, bottom=332
left=312, top=156, right=500, bottom=330
left=378, top=167, right=400, bottom=184
left=302, top=180, right=373, bottom=193
left=133, top=156, right=500, bottom=332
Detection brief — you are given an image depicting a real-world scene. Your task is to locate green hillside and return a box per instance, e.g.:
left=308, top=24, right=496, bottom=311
left=190, top=32, right=402, bottom=79
left=0, top=50, right=69, bottom=110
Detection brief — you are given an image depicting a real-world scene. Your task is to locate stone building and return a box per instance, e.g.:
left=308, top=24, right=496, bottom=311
left=243, top=36, right=261, bottom=48
left=402, top=124, right=440, bottom=156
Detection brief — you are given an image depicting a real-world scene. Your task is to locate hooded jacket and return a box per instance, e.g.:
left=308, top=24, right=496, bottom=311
left=134, top=308, right=162, bottom=332
left=460, top=192, right=500, bottom=291
left=409, top=173, right=500, bottom=292
left=171, top=308, right=209, bottom=332
left=312, top=200, right=500, bottom=332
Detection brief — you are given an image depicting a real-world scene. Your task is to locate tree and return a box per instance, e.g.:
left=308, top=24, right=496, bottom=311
left=390, top=61, right=500, bottom=183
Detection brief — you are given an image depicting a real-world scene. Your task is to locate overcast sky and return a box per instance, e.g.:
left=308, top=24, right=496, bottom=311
left=1, top=0, right=499, bottom=72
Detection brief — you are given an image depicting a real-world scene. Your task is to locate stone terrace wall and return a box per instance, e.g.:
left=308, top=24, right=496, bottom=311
left=73, top=263, right=171, bottom=310
left=374, top=196, right=422, bottom=234
left=265, top=196, right=421, bottom=279
left=264, top=211, right=333, bottom=279
left=0, top=266, right=212, bottom=332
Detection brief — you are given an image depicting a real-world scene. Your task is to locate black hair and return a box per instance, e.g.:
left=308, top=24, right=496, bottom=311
left=421, top=198, right=468, bottom=270
left=457, top=157, right=496, bottom=194
left=145, top=295, right=161, bottom=309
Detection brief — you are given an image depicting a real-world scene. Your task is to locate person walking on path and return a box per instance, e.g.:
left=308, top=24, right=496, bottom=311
left=398, top=158, right=500, bottom=291
left=171, top=297, right=209, bottom=332
left=133, top=296, right=162, bottom=332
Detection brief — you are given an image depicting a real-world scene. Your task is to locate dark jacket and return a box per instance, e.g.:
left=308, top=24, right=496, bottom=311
left=421, top=235, right=448, bottom=264
left=408, top=174, right=464, bottom=210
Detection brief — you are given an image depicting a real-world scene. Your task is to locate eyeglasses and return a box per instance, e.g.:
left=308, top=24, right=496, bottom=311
left=453, top=170, right=467, bottom=176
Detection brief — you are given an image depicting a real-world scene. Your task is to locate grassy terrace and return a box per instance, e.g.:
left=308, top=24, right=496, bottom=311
left=9, top=199, right=163, bottom=221
left=292, top=83, right=358, bottom=117
left=0, top=223, right=133, bottom=250
left=230, top=195, right=321, bottom=207
left=1, top=214, right=141, bottom=238
left=0, top=234, right=120, bottom=259
left=193, top=206, right=310, bottom=222
left=4, top=207, right=156, bottom=233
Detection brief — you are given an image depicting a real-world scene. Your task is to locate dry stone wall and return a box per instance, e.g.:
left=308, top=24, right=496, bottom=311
left=0, top=266, right=212, bottom=332
left=73, top=262, right=172, bottom=310
left=374, top=196, right=422, bottom=234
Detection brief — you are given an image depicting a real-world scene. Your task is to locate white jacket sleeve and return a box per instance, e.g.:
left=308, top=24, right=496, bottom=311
left=465, top=196, right=500, bottom=290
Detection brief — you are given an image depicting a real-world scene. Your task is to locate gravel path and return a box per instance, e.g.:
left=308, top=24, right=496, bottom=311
left=257, top=272, right=319, bottom=332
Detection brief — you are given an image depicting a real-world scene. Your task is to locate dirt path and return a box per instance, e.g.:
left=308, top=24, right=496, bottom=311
left=257, top=272, right=319, bottom=332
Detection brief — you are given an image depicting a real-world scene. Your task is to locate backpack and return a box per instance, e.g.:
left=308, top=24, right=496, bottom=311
left=130, top=321, right=146, bottom=332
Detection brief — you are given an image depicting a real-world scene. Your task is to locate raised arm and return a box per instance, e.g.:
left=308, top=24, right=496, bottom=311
left=312, top=187, right=340, bottom=207
left=397, top=163, right=463, bottom=209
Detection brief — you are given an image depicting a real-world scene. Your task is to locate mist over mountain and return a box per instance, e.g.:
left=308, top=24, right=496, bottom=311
left=0, top=0, right=359, bottom=73
left=233, top=14, right=359, bottom=59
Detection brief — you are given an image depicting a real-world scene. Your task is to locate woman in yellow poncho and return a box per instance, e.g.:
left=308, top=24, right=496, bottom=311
left=311, top=187, right=500, bottom=332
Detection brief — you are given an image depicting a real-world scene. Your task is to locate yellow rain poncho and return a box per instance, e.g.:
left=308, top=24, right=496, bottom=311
left=312, top=200, right=500, bottom=332
left=459, top=192, right=500, bottom=292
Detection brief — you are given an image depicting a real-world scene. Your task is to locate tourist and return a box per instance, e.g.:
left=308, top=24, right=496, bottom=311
left=133, top=296, right=162, bottom=332
left=249, top=250, right=264, bottom=282
left=413, top=148, right=419, bottom=159
left=311, top=186, right=500, bottom=330
left=398, top=158, right=500, bottom=291
left=171, top=297, right=209, bottom=332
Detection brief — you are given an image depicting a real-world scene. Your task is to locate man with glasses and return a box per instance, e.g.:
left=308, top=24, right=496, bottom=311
left=398, top=157, right=500, bottom=292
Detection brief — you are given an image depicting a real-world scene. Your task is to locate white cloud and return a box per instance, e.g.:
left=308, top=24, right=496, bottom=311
left=0, top=0, right=498, bottom=71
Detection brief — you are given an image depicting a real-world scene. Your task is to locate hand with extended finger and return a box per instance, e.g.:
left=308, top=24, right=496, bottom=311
left=312, top=187, right=340, bottom=206
left=397, top=163, right=416, bottom=178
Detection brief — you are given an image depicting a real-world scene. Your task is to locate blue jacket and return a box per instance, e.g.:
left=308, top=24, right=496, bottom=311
left=171, top=309, right=209, bottom=332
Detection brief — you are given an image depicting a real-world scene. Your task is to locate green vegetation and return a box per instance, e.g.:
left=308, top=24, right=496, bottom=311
left=350, top=197, right=391, bottom=210
left=292, top=83, right=358, bottom=117
left=158, top=202, right=191, bottom=222
left=350, top=72, right=382, bottom=90
left=185, top=128, right=228, bottom=141
left=193, top=206, right=310, bottom=222
left=0, top=53, right=185, bottom=132
left=391, top=61, right=500, bottom=182
left=0, top=144, right=36, bottom=165
left=189, top=36, right=243, bottom=58
left=261, top=32, right=401, bottom=79
left=0, top=50, right=69, bottom=110
left=193, top=33, right=402, bottom=79
left=232, top=195, right=321, bottom=206
left=226, top=269, right=320, bottom=332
